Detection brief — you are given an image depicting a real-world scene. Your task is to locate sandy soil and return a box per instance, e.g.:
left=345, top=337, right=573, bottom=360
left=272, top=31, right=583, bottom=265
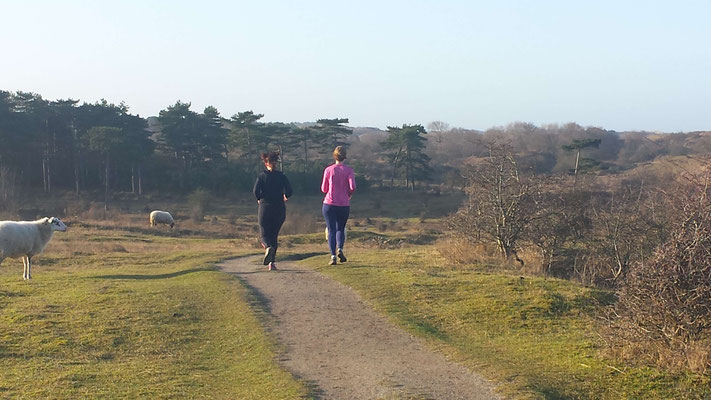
left=219, top=256, right=500, bottom=400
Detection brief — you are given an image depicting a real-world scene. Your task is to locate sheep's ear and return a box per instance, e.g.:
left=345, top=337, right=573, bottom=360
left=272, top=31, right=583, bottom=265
left=43, top=217, right=50, bottom=225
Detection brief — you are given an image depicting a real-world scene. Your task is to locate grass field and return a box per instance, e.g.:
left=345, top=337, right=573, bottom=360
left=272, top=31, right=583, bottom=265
left=0, top=225, right=306, bottom=399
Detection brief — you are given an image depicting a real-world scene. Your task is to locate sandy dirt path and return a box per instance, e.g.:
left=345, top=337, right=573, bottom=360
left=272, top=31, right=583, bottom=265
left=219, top=256, right=500, bottom=400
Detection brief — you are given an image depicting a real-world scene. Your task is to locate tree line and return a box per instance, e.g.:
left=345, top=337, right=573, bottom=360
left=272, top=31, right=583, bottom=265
left=0, top=90, right=433, bottom=205
left=413, top=121, right=711, bottom=188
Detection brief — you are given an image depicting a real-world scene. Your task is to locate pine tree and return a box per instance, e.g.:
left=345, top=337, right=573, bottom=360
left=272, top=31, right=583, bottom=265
left=383, top=124, right=432, bottom=190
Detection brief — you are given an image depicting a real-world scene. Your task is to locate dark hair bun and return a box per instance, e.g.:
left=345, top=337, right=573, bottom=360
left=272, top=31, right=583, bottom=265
left=260, top=151, right=280, bottom=164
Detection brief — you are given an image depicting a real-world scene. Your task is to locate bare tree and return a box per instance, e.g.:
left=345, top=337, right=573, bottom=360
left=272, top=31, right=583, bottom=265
left=450, top=142, right=542, bottom=266
left=427, top=120, right=450, bottom=134
left=527, top=181, right=593, bottom=275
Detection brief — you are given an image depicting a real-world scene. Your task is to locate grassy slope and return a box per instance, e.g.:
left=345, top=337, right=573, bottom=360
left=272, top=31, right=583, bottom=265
left=300, top=246, right=711, bottom=399
left=0, top=227, right=305, bottom=399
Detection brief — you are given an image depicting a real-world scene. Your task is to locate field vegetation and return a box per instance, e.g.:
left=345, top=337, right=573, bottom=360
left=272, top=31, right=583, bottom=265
left=298, top=246, right=710, bottom=399
left=0, top=216, right=306, bottom=399
left=0, top=184, right=710, bottom=398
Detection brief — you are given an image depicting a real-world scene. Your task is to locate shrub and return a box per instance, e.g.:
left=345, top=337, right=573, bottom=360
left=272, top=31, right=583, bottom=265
left=448, top=142, right=543, bottom=266
left=575, top=186, right=667, bottom=286
left=609, top=178, right=711, bottom=374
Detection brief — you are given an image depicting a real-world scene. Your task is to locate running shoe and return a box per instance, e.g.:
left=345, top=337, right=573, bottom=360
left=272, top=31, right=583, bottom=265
left=337, top=248, right=347, bottom=263
left=329, top=255, right=338, bottom=266
left=263, top=247, right=275, bottom=265
left=268, top=262, right=277, bottom=271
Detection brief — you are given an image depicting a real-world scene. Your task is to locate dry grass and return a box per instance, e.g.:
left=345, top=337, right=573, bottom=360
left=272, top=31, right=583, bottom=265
left=436, top=238, right=547, bottom=276
left=603, top=337, right=711, bottom=376
left=435, top=237, right=499, bottom=266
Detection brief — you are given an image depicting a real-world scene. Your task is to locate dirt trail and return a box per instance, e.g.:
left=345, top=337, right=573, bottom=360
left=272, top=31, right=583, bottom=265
left=219, top=256, right=500, bottom=400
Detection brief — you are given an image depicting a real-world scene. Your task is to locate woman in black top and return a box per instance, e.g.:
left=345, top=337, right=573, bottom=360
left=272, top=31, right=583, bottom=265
left=253, top=151, right=293, bottom=271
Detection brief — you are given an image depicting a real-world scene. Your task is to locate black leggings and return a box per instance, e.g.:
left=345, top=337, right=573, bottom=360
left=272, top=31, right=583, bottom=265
left=258, top=203, right=286, bottom=252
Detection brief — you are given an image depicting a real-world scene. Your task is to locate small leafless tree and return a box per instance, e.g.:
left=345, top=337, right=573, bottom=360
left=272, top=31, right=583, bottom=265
left=449, top=142, right=543, bottom=266
left=527, top=181, right=593, bottom=276
left=591, top=190, right=649, bottom=282
left=571, top=182, right=670, bottom=286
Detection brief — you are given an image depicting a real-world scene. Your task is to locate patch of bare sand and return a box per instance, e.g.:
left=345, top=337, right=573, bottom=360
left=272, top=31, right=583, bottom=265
left=219, top=256, right=500, bottom=400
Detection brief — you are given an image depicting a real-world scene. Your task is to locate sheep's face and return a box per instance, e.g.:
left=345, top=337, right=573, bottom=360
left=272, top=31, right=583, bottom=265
left=46, top=217, right=68, bottom=232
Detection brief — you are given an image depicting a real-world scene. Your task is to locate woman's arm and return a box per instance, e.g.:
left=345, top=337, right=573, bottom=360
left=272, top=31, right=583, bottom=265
left=347, top=168, right=356, bottom=196
left=253, top=175, right=263, bottom=202
left=283, top=174, right=293, bottom=200
left=321, top=167, right=330, bottom=194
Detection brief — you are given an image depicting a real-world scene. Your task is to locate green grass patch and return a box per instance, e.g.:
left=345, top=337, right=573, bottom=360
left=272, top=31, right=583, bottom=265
left=0, top=228, right=306, bottom=399
left=300, top=247, right=711, bottom=399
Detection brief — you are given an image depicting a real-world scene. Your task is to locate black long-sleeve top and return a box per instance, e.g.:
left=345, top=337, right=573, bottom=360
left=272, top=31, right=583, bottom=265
left=253, top=170, right=293, bottom=205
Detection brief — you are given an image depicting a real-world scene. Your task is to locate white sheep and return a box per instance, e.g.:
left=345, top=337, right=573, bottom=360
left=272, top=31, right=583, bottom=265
left=0, top=217, right=68, bottom=280
left=149, top=210, right=175, bottom=228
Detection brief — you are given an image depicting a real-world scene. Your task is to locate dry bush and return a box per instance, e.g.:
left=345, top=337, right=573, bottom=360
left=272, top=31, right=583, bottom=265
left=527, top=180, right=593, bottom=278
left=526, top=179, right=669, bottom=285
left=569, top=184, right=671, bottom=286
left=608, top=175, right=711, bottom=374
left=449, top=142, right=544, bottom=266
left=449, top=158, right=669, bottom=284
left=435, top=237, right=500, bottom=266
left=515, top=245, right=546, bottom=275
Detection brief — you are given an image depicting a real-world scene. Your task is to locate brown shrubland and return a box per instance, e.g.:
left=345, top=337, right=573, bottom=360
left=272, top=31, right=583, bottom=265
left=607, top=173, right=711, bottom=374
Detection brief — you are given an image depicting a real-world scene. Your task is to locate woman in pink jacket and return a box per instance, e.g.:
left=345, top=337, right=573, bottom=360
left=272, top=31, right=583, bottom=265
left=321, top=146, right=356, bottom=265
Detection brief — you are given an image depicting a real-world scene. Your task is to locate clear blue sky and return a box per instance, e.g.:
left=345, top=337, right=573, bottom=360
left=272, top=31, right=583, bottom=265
left=2, top=0, right=709, bottom=132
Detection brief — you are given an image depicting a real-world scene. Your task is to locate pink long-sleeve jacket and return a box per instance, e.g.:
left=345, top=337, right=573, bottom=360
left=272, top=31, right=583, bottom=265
left=321, top=163, right=356, bottom=206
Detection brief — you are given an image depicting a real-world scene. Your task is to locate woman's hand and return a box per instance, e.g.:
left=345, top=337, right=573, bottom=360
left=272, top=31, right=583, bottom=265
left=283, top=194, right=289, bottom=202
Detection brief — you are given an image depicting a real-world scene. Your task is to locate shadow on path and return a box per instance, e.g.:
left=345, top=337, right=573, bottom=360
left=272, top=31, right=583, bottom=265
left=92, top=266, right=216, bottom=280
left=278, top=252, right=323, bottom=262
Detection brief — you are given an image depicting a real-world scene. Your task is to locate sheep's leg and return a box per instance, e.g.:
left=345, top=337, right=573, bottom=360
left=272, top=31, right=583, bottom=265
left=22, top=257, right=28, bottom=280
left=26, top=257, right=32, bottom=280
